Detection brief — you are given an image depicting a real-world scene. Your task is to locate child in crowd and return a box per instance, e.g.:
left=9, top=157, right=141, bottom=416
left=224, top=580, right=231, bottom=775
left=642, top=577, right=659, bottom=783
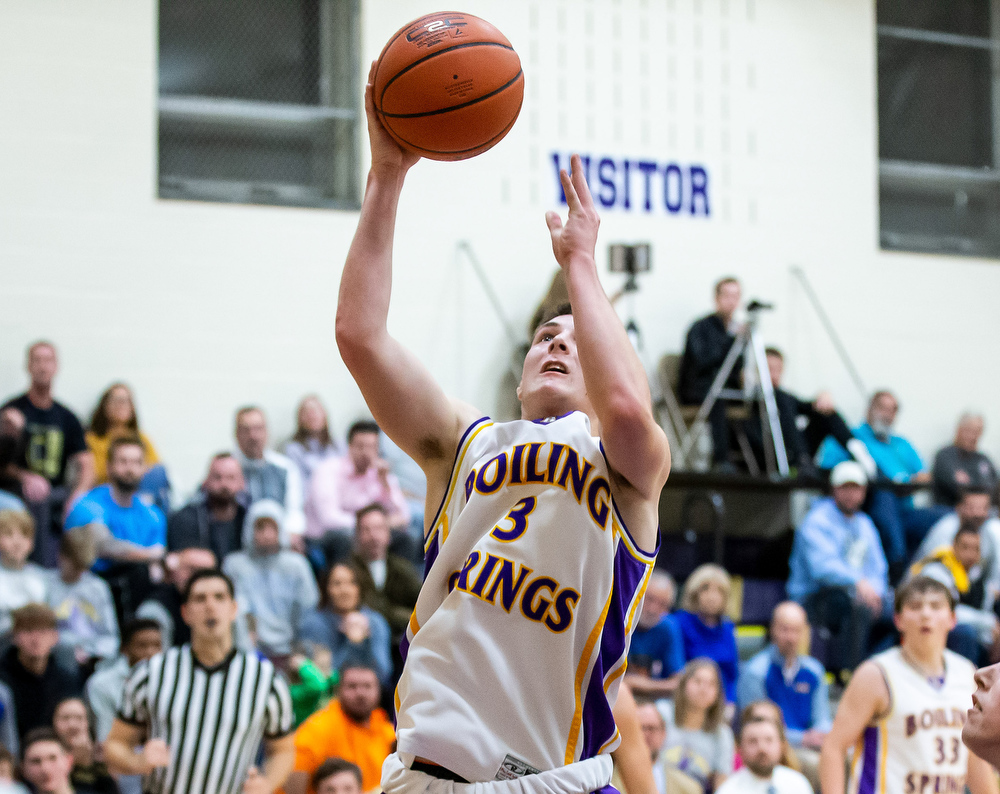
left=674, top=564, right=740, bottom=703
left=0, top=510, right=47, bottom=637
left=658, top=658, right=736, bottom=793
left=45, top=528, right=120, bottom=674
left=287, top=643, right=338, bottom=727
left=0, top=743, right=29, bottom=794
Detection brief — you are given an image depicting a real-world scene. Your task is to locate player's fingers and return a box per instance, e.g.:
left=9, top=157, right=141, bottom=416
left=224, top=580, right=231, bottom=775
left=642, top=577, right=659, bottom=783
left=560, top=169, right=581, bottom=212
left=545, top=211, right=563, bottom=234
left=569, top=154, right=596, bottom=210
left=367, top=59, right=378, bottom=86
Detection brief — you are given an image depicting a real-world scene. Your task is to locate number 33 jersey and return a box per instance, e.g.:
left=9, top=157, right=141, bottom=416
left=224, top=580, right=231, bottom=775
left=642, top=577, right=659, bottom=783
left=394, top=412, right=658, bottom=784
left=848, top=646, right=976, bottom=794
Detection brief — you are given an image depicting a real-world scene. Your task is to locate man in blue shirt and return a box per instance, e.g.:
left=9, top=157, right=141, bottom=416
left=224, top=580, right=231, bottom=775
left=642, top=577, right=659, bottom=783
left=625, top=570, right=685, bottom=698
left=737, top=601, right=831, bottom=788
left=66, top=436, right=165, bottom=619
left=818, top=390, right=943, bottom=576
left=787, top=461, right=890, bottom=677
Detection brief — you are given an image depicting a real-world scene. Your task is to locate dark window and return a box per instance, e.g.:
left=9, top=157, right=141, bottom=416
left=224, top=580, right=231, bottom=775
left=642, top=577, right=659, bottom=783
left=158, top=0, right=360, bottom=209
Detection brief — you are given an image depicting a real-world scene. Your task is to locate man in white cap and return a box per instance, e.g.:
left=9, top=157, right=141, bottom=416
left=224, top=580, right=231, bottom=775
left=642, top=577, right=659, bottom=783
left=787, top=461, right=891, bottom=679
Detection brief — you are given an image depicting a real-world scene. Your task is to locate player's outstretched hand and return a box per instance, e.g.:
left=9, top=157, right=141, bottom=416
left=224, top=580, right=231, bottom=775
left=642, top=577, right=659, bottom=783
left=365, top=60, right=420, bottom=177
left=545, top=153, right=600, bottom=270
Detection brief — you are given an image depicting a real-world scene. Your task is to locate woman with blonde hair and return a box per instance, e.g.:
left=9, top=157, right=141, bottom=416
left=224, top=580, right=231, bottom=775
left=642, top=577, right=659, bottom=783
left=658, top=658, right=735, bottom=793
left=676, top=564, right=739, bottom=702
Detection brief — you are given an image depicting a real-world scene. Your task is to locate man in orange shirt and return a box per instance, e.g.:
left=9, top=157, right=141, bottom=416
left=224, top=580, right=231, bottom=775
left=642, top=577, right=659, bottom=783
left=286, top=664, right=395, bottom=794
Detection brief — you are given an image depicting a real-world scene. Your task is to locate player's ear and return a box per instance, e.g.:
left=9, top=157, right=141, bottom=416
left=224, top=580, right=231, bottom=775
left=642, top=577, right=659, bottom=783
left=515, top=381, right=523, bottom=401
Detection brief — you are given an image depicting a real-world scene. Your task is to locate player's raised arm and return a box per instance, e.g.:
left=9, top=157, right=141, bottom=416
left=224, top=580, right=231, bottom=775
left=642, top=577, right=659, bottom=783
left=336, top=62, right=478, bottom=472
left=545, top=155, right=671, bottom=505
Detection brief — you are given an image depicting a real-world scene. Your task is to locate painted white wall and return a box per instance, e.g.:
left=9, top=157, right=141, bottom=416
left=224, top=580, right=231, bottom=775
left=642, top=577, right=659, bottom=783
left=1, top=0, right=997, bottom=500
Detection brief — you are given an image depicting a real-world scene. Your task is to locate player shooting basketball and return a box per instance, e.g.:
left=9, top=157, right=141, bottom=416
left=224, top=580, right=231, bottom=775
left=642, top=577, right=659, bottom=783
left=335, top=61, right=671, bottom=794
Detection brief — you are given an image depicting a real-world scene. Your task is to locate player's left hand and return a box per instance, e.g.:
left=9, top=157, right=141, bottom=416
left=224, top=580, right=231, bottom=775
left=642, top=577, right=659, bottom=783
left=242, top=766, right=270, bottom=794
left=545, top=153, right=599, bottom=270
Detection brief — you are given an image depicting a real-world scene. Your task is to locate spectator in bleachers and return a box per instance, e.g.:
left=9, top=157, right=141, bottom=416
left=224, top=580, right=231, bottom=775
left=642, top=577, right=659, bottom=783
left=234, top=406, right=306, bottom=544
left=51, top=698, right=116, bottom=794
left=0, top=605, right=81, bottom=741
left=222, top=500, right=319, bottom=664
left=787, top=461, right=890, bottom=678
left=0, top=742, right=27, bottom=793
left=305, top=421, right=409, bottom=565
left=0, top=407, right=28, bottom=503
left=135, top=547, right=215, bottom=647
left=634, top=700, right=701, bottom=794
left=715, top=708, right=812, bottom=794
left=285, top=662, right=395, bottom=794
left=737, top=602, right=830, bottom=784
left=286, top=645, right=336, bottom=728
left=818, top=390, right=942, bottom=573
left=298, top=563, right=392, bottom=686
left=19, top=728, right=82, bottom=794
left=657, top=658, right=735, bottom=793
left=740, top=701, right=807, bottom=781
left=167, top=452, right=248, bottom=561
left=910, top=525, right=998, bottom=664
left=85, top=384, right=169, bottom=514
left=45, top=528, right=119, bottom=672
left=1, top=342, right=94, bottom=566
left=678, top=277, right=744, bottom=470
left=745, top=347, right=869, bottom=479
left=349, top=504, right=421, bottom=642
left=0, top=510, right=47, bottom=637
left=378, top=432, right=427, bottom=562
left=625, top=570, right=685, bottom=699
left=674, top=564, right=739, bottom=703
left=84, top=618, right=162, bottom=742
left=915, top=487, right=999, bottom=586
left=933, top=413, right=998, bottom=508
left=284, top=396, right=341, bottom=494
left=309, top=758, right=362, bottom=794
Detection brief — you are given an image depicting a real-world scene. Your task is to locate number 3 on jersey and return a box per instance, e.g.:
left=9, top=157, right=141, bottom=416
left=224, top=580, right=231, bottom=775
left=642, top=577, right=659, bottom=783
left=490, top=497, right=537, bottom=542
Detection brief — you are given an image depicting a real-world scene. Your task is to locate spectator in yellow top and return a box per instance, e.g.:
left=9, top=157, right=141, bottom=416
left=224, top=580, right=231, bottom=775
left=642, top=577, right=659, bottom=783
left=85, top=384, right=169, bottom=512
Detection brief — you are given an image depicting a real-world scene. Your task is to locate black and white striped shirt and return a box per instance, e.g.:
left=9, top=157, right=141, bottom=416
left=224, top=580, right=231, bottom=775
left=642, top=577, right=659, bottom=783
left=118, top=645, right=293, bottom=794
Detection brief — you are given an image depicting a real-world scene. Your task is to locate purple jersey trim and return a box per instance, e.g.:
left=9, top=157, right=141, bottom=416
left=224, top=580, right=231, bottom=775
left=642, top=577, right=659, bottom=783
left=578, top=536, right=653, bottom=759
left=857, top=725, right=879, bottom=794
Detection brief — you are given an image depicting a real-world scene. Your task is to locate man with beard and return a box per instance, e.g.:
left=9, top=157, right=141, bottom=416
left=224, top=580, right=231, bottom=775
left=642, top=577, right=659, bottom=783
left=716, top=716, right=811, bottom=794
left=915, top=488, right=1000, bottom=584
left=65, top=437, right=166, bottom=619
left=167, top=452, right=249, bottom=561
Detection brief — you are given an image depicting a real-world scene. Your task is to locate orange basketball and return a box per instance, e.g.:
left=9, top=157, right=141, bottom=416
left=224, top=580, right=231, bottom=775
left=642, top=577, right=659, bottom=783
left=373, top=11, right=524, bottom=161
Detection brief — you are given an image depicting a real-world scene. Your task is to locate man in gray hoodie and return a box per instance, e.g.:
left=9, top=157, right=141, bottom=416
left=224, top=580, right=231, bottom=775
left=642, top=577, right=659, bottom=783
left=222, top=499, right=318, bottom=663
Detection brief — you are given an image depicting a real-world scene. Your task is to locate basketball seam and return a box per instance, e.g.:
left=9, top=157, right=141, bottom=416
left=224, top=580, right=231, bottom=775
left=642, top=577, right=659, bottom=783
left=381, top=69, right=523, bottom=120
left=393, top=92, right=522, bottom=157
left=377, top=41, right=517, bottom=110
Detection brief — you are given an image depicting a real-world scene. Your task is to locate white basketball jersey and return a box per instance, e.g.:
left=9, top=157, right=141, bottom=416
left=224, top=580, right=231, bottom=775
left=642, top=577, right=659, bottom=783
left=394, top=413, right=657, bottom=784
left=847, top=647, right=976, bottom=794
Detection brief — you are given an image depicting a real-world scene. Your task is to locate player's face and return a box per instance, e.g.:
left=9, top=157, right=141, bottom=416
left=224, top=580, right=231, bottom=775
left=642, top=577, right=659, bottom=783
left=181, top=577, right=237, bottom=639
left=22, top=740, right=73, bottom=794
left=518, top=316, right=591, bottom=420
left=964, top=663, right=1000, bottom=763
left=893, top=589, right=955, bottom=644
left=315, top=771, right=362, bottom=794
left=636, top=703, right=666, bottom=755
left=740, top=720, right=782, bottom=778
left=684, top=666, right=720, bottom=711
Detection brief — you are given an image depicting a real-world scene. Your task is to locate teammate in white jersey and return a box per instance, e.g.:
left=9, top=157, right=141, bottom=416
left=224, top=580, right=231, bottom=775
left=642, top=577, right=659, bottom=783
left=335, top=62, right=671, bottom=794
left=819, top=576, right=997, bottom=794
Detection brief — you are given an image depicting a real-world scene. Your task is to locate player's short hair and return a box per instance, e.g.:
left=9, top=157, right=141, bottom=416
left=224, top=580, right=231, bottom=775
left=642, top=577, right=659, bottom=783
left=59, top=526, right=97, bottom=570
left=182, top=568, right=234, bottom=603
left=121, top=617, right=162, bottom=647
left=107, top=434, right=145, bottom=464
left=355, top=503, right=388, bottom=529
left=534, top=302, right=574, bottom=333
left=347, top=420, right=380, bottom=443
left=680, top=564, right=731, bottom=614
left=764, top=346, right=783, bottom=360
left=674, top=658, right=726, bottom=732
left=894, top=575, right=955, bottom=614
left=0, top=509, right=35, bottom=541
left=312, top=758, right=362, bottom=791
left=714, top=277, right=740, bottom=296
left=11, top=603, right=57, bottom=633
left=21, top=728, right=70, bottom=758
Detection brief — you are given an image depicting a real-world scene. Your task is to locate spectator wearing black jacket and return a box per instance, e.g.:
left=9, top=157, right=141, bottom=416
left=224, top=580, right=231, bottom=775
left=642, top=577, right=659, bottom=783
left=933, top=413, right=998, bottom=508
left=167, top=453, right=248, bottom=561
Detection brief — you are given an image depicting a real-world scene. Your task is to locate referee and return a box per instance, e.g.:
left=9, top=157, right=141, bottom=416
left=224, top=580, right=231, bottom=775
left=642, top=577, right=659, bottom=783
left=104, top=569, right=295, bottom=794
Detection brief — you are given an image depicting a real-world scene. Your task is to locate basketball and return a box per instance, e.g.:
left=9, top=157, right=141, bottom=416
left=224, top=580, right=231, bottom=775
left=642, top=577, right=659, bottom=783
left=373, top=11, right=524, bottom=161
